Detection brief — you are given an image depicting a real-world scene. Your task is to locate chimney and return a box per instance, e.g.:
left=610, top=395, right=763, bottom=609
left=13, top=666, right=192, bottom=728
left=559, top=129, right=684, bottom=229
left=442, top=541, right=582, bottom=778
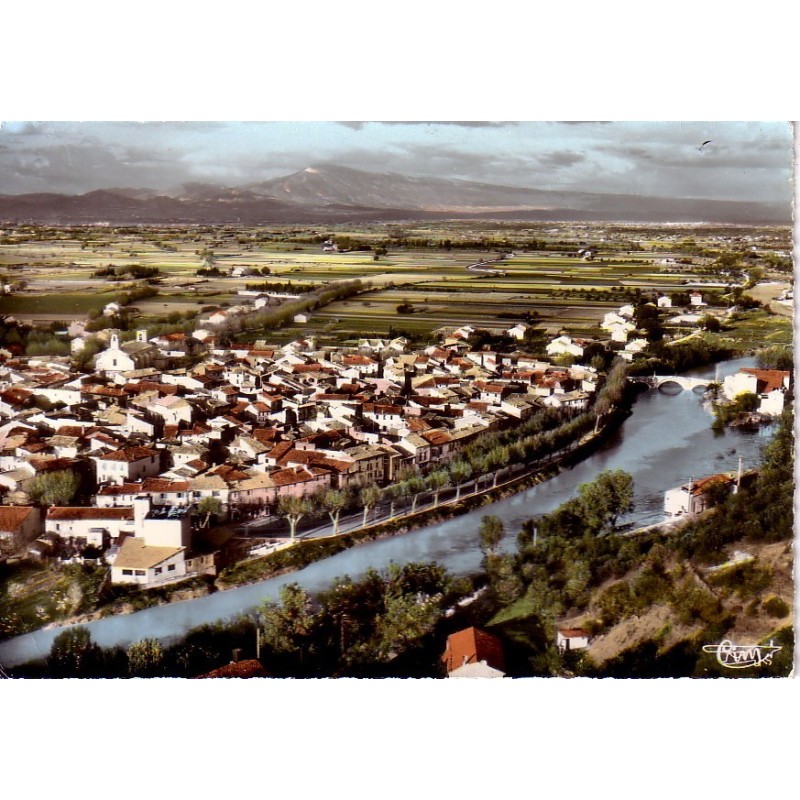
left=231, top=648, right=242, bottom=664
left=136, top=329, right=148, bottom=343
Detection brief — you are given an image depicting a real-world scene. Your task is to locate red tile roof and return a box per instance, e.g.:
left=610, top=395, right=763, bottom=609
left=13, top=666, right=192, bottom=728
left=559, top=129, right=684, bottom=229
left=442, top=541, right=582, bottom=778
left=441, top=627, right=505, bottom=673
left=0, top=506, right=36, bottom=532
left=558, top=628, right=590, bottom=639
left=740, top=368, right=790, bottom=394
left=196, top=659, right=270, bottom=678
left=47, top=507, right=134, bottom=521
left=99, top=446, right=158, bottom=463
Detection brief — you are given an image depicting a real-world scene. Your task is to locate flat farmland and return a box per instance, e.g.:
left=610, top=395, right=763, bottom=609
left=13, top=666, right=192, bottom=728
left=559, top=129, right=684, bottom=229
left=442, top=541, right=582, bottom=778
left=1, top=225, right=790, bottom=348
left=311, top=287, right=613, bottom=338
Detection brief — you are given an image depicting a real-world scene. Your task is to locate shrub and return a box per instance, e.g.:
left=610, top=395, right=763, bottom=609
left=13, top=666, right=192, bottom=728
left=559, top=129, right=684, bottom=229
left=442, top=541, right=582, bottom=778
left=763, top=595, right=790, bottom=618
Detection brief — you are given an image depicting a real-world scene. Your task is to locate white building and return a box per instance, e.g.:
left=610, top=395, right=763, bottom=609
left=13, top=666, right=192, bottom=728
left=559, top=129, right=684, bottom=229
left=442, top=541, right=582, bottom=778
left=546, top=335, right=584, bottom=358
left=94, top=446, right=161, bottom=486
left=657, top=295, right=673, bottom=308
left=45, top=506, right=134, bottom=547
left=690, top=292, right=706, bottom=307
left=556, top=628, right=591, bottom=653
left=109, top=496, right=195, bottom=586
left=721, top=368, right=791, bottom=416
left=664, top=474, right=734, bottom=517
left=506, top=322, right=531, bottom=341
left=94, top=330, right=160, bottom=375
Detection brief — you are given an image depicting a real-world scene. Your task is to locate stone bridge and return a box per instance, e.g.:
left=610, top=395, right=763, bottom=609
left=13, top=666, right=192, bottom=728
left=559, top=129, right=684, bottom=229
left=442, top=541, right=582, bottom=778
left=629, top=375, right=714, bottom=392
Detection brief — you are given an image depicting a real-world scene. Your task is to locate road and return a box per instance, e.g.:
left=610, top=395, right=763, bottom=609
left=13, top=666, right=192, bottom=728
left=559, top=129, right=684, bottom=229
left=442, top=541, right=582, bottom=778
left=237, top=442, right=581, bottom=544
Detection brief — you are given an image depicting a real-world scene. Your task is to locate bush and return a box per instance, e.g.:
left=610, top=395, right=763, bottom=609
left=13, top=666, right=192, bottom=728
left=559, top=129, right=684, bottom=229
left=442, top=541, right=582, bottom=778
left=762, top=595, right=790, bottom=618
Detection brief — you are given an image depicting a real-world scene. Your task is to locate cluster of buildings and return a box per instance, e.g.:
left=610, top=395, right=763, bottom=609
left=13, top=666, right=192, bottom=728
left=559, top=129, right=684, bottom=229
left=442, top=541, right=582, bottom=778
left=0, top=319, right=600, bottom=586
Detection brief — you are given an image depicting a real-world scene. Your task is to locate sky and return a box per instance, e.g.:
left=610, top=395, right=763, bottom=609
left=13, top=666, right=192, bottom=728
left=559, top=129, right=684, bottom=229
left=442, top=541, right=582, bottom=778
left=0, top=121, right=793, bottom=204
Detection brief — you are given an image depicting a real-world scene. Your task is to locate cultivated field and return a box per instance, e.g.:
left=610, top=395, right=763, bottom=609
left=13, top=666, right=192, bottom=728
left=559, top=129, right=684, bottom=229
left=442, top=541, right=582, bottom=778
left=0, top=222, right=792, bottom=345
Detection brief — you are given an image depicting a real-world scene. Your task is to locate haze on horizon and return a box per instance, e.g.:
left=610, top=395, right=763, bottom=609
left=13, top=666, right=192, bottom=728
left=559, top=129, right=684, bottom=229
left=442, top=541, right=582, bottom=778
left=0, top=121, right=793, bottom=210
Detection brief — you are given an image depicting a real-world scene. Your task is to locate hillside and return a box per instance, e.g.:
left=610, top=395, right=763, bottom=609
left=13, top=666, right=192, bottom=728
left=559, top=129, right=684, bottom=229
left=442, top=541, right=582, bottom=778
left=479, top=408, right=794, bottom=678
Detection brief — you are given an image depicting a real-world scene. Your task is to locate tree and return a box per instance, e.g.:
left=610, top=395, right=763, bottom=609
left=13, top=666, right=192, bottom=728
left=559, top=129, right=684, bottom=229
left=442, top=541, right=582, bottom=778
left=449, top=460, right=473, bottom=501
left=487, top=445, right=510, bottom=487
left=485, top=553, right=523, bottom=606
left=260, top=583, right=316, bottom=663
left=699, top=314, right=721, bottom=332
left=47, top=626, right=103, bottom=677
left=401, top=475, right=426, bottom=514
left=373, top=592, right=442, bottom=661
left=576, top=469, right=634, bottom=533
left=29, top=470, right=80, bottom=506
left=359, top=484, right=381, bottom=528
left=277, top=495, right=311, bottom=540
left=426, top=470, right=450, bottom=508
left=472, top=455, right=491, bottom=493
left=479, top=515, right=505, bottom=556
left=200, top=248, right=216, bottom=269
left=197, top=496, right=223, bottom=528
left=322, top=489, right=347, bottom=536
left=127, top=638, right=165, bottom=677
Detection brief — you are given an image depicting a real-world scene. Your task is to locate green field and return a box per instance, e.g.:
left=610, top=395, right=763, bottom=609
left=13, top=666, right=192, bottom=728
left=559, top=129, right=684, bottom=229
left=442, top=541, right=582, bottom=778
left=0, top=224, right=792, bottom=350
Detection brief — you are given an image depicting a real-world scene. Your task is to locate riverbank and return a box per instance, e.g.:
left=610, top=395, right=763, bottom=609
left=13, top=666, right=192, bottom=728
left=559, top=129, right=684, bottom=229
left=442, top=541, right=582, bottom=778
left=31, top=399, right=633, bottom=635
left=0, top=355, right=770, bottom=668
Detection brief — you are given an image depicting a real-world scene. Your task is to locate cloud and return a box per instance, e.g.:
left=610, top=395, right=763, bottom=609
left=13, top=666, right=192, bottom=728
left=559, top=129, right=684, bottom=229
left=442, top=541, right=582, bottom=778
left=537, top=150, right=586, bottom=168
left=336, top=121, right=517, bottom=130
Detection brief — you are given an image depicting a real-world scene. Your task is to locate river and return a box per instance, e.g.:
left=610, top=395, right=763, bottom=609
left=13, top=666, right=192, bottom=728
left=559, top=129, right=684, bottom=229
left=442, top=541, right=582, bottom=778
left=0, top=356, right=774, bottom=668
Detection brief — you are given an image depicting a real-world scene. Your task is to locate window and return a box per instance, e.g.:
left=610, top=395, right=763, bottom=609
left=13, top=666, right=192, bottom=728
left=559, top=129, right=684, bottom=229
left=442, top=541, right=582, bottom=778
left=154, top=567, right=162, bottom=575
left=134, top=570, right=146, bottom=576
left=167, top=564, right=176, bottom=572
left=122, top=569, right=133, bottom=576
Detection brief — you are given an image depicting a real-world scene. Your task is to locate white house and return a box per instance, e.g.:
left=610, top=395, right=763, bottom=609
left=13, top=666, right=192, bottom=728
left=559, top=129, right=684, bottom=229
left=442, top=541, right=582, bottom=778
left=506, top=322, right=531, bottom=341
left=664, top=474, right=734, bottom=517
left=610, top=327, right=629, bottom=344
left=621, top=338, right=649, bottom=362
left=293, top=313, right=309, bottom=324
left=94, top=445, right=161, bottom=486
left=546, top=336, right=584, bottom=358
left=45, top=506, right=134, bottom=547
left=690, top=292, right=706, bottom=307
left=657, top=295, right=673, bottom=308
left=109, top=496, right=196, bottom=586
left=721, top=368, right=791, bottom=416
left=556, top=628, right=591, bottom=653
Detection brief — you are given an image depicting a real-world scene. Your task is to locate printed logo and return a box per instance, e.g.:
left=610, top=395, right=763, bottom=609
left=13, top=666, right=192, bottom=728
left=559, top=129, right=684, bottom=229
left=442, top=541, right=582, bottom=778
left=702, top=639, right=782, bottom=670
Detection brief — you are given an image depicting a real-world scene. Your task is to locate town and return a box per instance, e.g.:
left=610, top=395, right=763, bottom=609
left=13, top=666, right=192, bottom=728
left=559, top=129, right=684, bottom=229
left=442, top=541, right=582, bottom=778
left=0, top=122, right=794, bottom=682
left=0, top=265, right=792, bottom=648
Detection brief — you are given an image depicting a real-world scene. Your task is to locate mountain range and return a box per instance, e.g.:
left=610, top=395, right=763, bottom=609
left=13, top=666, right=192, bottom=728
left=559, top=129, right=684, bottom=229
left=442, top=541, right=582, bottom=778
left=0, top=165, right=789, bottom=225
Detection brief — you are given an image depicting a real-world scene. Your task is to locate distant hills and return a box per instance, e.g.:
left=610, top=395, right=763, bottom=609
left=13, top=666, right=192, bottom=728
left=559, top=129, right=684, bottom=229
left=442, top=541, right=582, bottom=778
left=0, top=164, right=789, bottom=225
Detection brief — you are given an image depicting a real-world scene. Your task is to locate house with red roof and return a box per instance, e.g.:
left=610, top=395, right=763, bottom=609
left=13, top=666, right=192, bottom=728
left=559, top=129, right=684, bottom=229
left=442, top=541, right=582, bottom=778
left=94, top=445, right=161, bottom=486
left=556, top=627, right=591, bottom=653
left=664, top=473, right=735, bottom=517
left=0, top=506, right=42, bottom=552
left=722, top=368, right=791, bottom=416
left=441, top=626, right=505, bottom=678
